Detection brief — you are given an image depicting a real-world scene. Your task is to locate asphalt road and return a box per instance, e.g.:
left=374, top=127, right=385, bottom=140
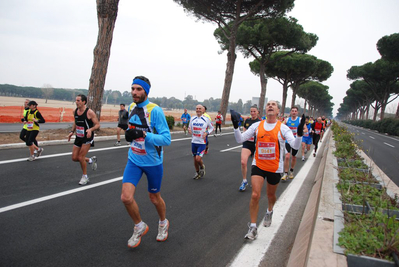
left=0, top=130, right=320, bottom=267
left=344, top=123, right=399, bottom=186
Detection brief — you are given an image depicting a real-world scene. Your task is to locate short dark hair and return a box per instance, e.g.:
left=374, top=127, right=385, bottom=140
left=120, top=103, right=125, bottom=106
left=77, top=94, right=87, bottom=104
left=291, top=106, right=298, bottom=111
left=203, top=105, right=207, bottom=111
left=250, top=105, right=259, bottom=110
left=133, top=76, right=151, bottom=87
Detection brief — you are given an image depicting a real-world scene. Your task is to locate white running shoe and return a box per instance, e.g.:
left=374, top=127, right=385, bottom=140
left=281, top=173, right=288, bottom=182
left=27, top=155, right=36, bottom=162
left=128, top=222, right=149, bottom=248
left=36, top=148, right=44, bottom=157
left=302, top=156, right=305, bottom=161
left=198, top=164, right=206, bottom=178
left=193, top=172, right=200, bottom=180
left=263, top=210, right=273, bottom=227
left=91, top=156, right=97, bottom=171
left=156, top=219, right=169, bottom=242
left=289, top=172, right=294, bottom=179
left=115, top=141, right=121, bottom=146
left=79, top=175, right=89, bottom=185
left=244, top=223, right=258, bottom=240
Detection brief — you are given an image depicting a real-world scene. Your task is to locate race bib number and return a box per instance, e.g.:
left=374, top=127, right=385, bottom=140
left=76, top=126, right=85, bottom=138
left=290, top=127, right=297, bottom=137
left=131, top=138, right=147, bottom=155
left=27, top=121, right=34, bottom=130
left=315, top=130, right=321, bottom=134
left=257, top=142, right=276, bottom=160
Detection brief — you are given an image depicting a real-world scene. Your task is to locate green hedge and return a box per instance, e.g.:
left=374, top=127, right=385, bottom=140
left=344, top=118, right=399, bottom=136
left=165, top=115, right=174, bottom=130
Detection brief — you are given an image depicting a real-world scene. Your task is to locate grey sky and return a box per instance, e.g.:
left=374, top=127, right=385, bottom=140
left=0, top=0, right=398, bottom=116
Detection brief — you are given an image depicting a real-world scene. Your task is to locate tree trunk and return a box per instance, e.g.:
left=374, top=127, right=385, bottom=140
left=87, top=0, right=119, bottom=121
left=220, top=28, right=238, bottom=123
left=258, top=63, right=268, bottom=117
left=373, top=100, right=379, bottom=121
left=303, top=100, right=307, bottom=114
left=366, top=104, right=370, bottom=119
left=290, top=83, right=299, bottom=108
left=396, top=102, right=399, bottom=118
left=281, top=80, right=289, bottom=116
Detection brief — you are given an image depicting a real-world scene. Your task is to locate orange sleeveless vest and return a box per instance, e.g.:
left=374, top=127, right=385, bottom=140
left=254, top=120, right=283, bottom=173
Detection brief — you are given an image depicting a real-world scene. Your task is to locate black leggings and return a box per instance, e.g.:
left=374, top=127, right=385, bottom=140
left=313, top=134, right=320, bottom=152
left=20, top=128, right=38, bottom=147
left=26, top=130, right=39, bottom=146
left=215, top=124, right=221, bottom=133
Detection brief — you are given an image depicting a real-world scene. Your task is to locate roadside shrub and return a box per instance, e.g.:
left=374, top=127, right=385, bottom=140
left=385, top=118, right=399, bottom=136
left=165, top=115, right=174, bottom=130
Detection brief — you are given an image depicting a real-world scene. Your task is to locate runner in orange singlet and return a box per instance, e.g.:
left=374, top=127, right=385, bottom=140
left=232, top=100, right=305, bottom=240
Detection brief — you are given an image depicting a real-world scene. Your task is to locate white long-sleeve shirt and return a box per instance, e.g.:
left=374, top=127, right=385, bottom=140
left=190, top=115, right=214, bottom=144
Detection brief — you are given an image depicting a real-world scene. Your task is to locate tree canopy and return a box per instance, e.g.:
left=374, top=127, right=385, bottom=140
left=214, top=16, right=318, bottom=116
left=377, top=33, right=399, bottom=62
left=347, top=59, right=399, bottom=119
left=173, top=0, right=294, bottom=121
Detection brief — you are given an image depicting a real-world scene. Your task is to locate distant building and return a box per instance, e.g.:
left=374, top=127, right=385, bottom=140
left=252, top=97, right=267, bottom=110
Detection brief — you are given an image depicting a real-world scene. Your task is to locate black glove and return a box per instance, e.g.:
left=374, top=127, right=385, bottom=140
left=297, top=114, right=306, bottom=137
left=230, top=109, right=241, bottom=129
left=125, top=129, right=144, bottom=142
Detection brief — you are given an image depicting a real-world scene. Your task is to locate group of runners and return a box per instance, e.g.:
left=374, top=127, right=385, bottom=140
left=18, top=76, right=330, bottom=247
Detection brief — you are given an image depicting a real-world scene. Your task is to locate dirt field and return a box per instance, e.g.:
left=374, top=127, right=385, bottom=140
left=0, top=96, right=220, bottom=123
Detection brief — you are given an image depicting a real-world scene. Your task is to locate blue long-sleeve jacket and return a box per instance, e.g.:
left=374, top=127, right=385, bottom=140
left=127, top=99, right=171, bottom=166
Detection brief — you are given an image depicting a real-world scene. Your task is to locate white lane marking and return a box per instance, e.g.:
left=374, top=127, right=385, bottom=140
left=0, top=177, right=123, bottom=213
left=0, top=146, right=128, bottom=165
left=220, top=145, right=242, bottom=152
left=384, top=142, right=395, bottom=148
left=369, top=136, right=375, bottom=139
left=230, top=145, right=316, bottom=266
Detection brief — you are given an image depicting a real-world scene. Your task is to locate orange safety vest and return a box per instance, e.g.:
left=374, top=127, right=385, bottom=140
left=254, top=120, right=284, bottom=173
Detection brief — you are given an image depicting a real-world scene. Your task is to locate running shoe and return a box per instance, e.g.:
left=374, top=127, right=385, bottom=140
left=156, top=219, right=169, bottom=242
left=91, top=156, right=97, bottom=171
left=289, top=172, right=294, bottom=179
left=204, top=150, right=208, bottom=155
left=313, top=152, right=316, bottom=157
left=36, top=148, right=44, bottom=157
left=115, top=141, right=121, bottom=146
left=214, top=134, right=217, bottom=137
left=198, top=164, right=206, bottom=178
left=244, top=223, right=257, bottom=240
left=27, top=155, right=36, bottom=162
left=79, top=175, right=89, bottom=185
left=193, top=172, right=200, bottom=180
left=239, top=180, right=248, bottom=191
left=302, top=156, right=305, bottom=161
left=304, top=149, right=308, bottom=154
left=263, top=210, right=273, bottom=227
left=281, top=173, right=288, bottom=182
left=128, top=222, right=149, bottom=248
